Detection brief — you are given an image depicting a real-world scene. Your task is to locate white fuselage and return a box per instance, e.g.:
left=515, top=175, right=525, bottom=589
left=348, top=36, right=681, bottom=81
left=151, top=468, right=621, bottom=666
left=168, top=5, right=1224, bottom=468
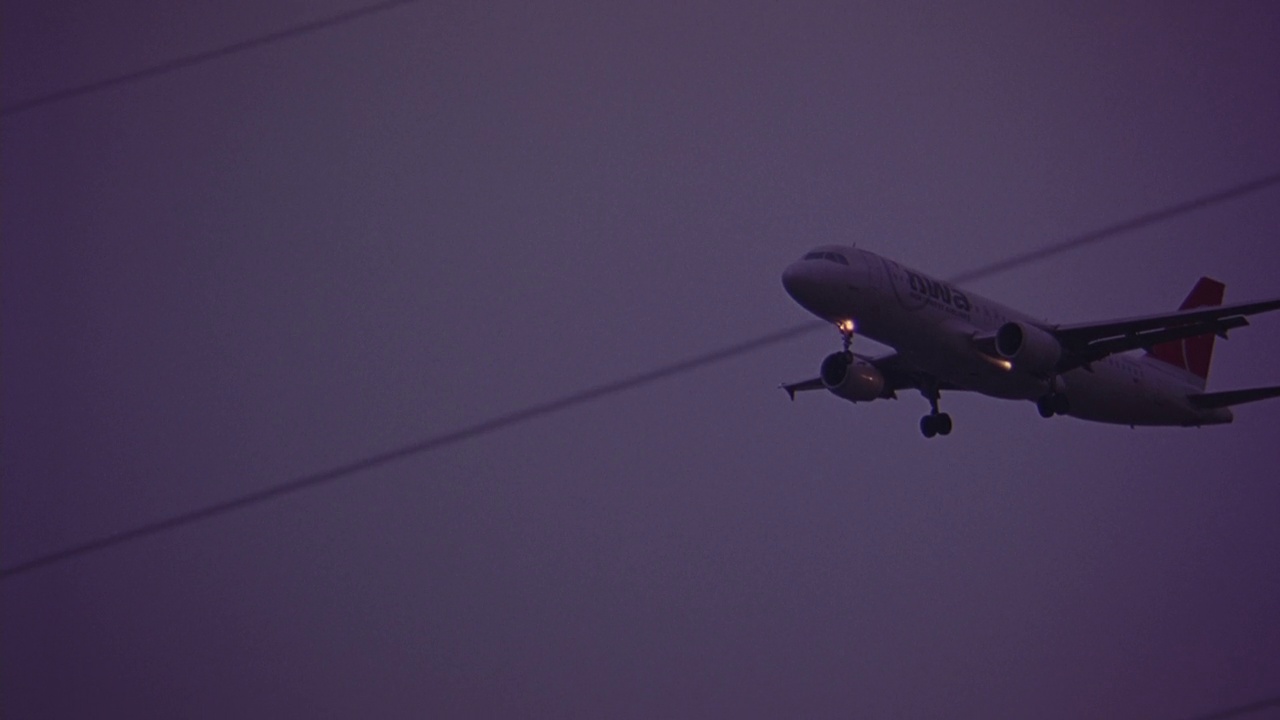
left=781, top=245, right=1234, bottom=426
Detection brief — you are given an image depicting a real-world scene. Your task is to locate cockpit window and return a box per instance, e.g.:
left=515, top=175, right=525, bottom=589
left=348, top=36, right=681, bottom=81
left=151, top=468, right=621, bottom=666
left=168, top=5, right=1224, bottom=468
left=804, top=251, right=849, bottom=265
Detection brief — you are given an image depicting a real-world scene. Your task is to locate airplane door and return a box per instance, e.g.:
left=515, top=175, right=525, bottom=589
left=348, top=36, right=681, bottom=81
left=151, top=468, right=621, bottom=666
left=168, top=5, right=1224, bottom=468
left=855, top=251, right=885, bottom=318
left=858, top=251, right=886, bottom=292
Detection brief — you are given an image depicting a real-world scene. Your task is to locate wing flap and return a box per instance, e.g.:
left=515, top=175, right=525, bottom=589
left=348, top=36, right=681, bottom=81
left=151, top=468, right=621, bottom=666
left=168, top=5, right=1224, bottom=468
left=1061, top=316, right=1250, bottom=370
left=1053, top=296, right=1280, bottom=348
left=1049, top=295, right=1280, bottom=370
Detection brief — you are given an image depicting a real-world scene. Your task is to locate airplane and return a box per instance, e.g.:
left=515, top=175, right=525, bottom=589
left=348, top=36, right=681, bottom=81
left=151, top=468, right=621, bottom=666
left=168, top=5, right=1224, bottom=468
left=780, top=245, right=1280, bottom=438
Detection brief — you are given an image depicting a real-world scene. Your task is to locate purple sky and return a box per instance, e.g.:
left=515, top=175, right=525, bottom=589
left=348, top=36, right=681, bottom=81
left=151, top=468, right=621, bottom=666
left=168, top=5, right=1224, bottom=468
left=4, top=2, right=1280, bottom=717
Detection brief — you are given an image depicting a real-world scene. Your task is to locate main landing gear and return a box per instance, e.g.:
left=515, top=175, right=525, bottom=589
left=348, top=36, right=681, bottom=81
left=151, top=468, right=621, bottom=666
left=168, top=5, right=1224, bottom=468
left=1036, top=392, right=1070, bottom=418
left=826, top=319, right=952, bottom=438
left=919, top=384, right=952, bottom=439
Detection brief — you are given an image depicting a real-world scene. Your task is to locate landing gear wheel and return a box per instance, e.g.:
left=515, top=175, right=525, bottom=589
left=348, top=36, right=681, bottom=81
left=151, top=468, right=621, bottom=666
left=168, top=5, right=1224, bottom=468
left=935, top=413, right=953, bottom=435
left=1052, top=393, right=1070, bottom=415
left=1037, top=393, right=1070, bottom=418
left=920, top=412, right=952, bottom=438
left=919, top=380, right=951, bottom=438
left=920, top=415, right=938, bottom=438
left=1037, top=396, right=1055, bottom=418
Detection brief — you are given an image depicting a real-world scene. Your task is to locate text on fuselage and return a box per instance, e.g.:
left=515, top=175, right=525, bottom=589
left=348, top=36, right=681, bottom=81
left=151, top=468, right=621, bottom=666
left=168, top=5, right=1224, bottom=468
left=905, top=271, right=972, bottom=312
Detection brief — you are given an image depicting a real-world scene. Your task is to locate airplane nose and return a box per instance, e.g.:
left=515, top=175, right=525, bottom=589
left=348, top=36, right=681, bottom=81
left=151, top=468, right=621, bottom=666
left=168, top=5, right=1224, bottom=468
left=781, top=262, right=807, bottom=301
left=783, top=256, right=855, bottom=319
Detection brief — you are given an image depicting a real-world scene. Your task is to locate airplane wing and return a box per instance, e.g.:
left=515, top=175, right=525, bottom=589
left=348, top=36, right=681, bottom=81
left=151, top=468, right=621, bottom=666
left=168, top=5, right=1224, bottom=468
left=1048, top=296, right=1280, bottom=371
left=781, top=352, right=959, bottom=400
left=780, top=376, right=825, bottom=399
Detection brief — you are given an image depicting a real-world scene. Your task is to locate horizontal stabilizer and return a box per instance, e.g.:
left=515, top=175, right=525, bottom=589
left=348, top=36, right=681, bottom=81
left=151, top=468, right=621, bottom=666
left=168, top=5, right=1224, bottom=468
left=1188, top=385, right=1280, bottom=409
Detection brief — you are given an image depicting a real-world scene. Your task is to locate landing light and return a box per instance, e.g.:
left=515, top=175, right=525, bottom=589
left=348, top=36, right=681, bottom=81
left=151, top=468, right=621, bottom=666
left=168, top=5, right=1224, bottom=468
left=981, top=354, right=1013, bottom=371
left=837, top=319, right=855, bottom=334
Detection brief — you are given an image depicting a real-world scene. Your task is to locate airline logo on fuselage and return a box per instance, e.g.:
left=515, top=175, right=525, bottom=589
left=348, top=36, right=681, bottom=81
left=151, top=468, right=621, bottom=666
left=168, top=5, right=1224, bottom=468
left=886, top=260, right=972, bottom=315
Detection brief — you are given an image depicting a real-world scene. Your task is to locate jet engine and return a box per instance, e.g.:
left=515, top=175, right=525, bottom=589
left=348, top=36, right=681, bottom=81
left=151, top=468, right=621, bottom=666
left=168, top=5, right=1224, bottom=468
left=994, top=321, right=1062, bottom=375
left=820, top=352, right=887, bottom=402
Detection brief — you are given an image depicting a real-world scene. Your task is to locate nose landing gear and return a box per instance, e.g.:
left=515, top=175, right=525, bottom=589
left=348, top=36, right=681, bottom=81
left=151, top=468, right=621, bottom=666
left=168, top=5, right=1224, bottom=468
left=836, top=318, right=855, bottom=362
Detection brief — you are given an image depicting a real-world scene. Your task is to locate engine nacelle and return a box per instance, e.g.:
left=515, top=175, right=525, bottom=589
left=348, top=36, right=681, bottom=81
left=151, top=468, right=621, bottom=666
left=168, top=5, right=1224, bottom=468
left=820, top=352, right=886, bottom=402
left=994, top=321, right=1062, bottom=375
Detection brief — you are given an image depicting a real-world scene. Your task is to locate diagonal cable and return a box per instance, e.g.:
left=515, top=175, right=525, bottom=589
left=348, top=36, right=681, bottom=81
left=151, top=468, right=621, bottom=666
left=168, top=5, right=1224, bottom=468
left=1, top=0, right=423, bottom=117
left=1175, top=693, right=1280, bottom=720
left=949, top=173, right=1280, bottom=285
left=0, top=322, right=818, bottom=579
left=2, top=173, right=1279, bottom=579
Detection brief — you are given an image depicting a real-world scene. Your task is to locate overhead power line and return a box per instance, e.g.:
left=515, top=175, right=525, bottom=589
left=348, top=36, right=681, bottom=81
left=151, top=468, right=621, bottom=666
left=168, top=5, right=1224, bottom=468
left=2, top=174, right=1278, bottom=579
left=949, top=173, right=1280, bottom=285
left=1, top=0, right=423, bottom=117
left=0, top=322, right=820, bottom=579
left=1176, top=693, right=1280, bottom=720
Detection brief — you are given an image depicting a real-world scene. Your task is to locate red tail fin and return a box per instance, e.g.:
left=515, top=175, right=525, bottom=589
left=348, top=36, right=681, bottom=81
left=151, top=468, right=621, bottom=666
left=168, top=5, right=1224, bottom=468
left=1146, top=277, right=1225, bottom=381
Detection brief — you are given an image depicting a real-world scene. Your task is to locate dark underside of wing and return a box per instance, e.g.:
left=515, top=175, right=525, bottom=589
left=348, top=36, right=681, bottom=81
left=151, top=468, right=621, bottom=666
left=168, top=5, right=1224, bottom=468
left=781, top=352, right=960, bottom=400
left=867, top=352, right=961, bottom=392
